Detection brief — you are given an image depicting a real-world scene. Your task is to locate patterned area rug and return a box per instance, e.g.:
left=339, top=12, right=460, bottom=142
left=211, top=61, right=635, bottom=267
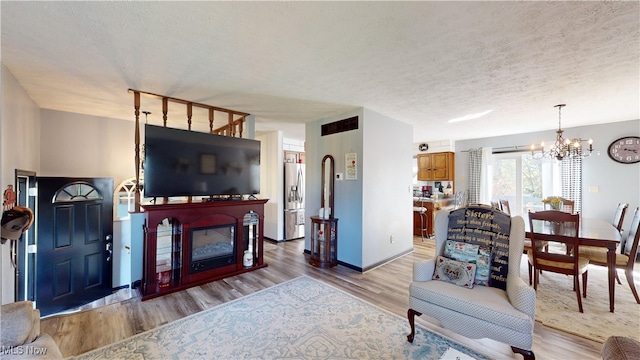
left=70, top=276, right=490, bottom=360
left=520, top=257, right=640, bottom=343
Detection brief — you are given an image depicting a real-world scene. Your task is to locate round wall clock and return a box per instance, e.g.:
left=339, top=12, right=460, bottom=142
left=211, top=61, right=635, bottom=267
left=607, top=136, right=640, bottom=164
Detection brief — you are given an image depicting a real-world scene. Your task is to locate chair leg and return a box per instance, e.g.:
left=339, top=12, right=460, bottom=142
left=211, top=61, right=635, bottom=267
left=511, top=347, right=535, bottom=360
left=407, top=308, right=422, bottom=343
left=528, top=261, right=533, bottom=286
left=624, top=269, right=640, bottom=304
left=533, top=267, right=539, bottom=291
left=575, top=276, right=584, bottom=313
left=615, top=271, right=622, bottom=285
left=582, top=271, right=588, bottom=298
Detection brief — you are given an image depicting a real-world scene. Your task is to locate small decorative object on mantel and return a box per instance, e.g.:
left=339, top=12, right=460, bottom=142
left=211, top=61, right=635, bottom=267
left=418, top=143, right=429, bottom=152
left=607, top=136, right=640, bottom=164
left=243, top=250, right=253, bottom=267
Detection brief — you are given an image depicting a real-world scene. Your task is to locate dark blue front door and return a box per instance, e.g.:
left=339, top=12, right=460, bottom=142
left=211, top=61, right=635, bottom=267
left=36, top=177, right=113, bottom=316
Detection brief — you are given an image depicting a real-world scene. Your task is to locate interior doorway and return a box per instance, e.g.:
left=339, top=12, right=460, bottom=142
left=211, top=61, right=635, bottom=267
left=14, top=169, right=36, bottom=302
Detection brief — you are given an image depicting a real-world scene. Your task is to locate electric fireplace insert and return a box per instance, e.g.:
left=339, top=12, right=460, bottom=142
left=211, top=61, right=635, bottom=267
left=190, top=224, right=236, bottom=274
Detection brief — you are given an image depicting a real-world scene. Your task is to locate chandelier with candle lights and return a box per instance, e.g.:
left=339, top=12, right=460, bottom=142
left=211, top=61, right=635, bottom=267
left=530, top=104, right=593, bottom=160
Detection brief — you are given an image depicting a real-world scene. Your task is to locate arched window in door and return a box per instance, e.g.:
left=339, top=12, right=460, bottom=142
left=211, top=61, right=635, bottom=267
left=53, top=182, right=104, bottom=202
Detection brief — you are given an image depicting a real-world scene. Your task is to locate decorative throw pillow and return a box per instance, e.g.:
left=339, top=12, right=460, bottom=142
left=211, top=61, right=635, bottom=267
left=444, top=240, right=479, bottom=262
left=432, top=256, right=476, bottom=288
left=444, top=240, right=491, bottom=286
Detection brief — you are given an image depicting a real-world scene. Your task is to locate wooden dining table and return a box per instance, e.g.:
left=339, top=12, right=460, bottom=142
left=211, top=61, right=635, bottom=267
left=524, top=215, right=622, bottom=312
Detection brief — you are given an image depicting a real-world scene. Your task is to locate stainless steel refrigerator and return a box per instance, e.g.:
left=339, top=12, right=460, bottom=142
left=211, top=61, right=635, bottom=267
left=284, top=162, right=305, bottom=240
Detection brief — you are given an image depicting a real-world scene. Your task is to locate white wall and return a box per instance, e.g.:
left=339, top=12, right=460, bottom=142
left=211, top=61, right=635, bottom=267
left=362, top=108, right=413, bottom=268
left=454, top=119, right=640, bottom=231
left=412, top=139, right=454, bottom=154
left=257, top=131, right=283, bottom=240
left=1, top=65, right=41, bottom=304
left=306, top=108, right=413, bottom=270
left=129, top=212, right=145, bottom=284
left=306, top=109, right=364, bottom=267
left=283, top=137, right=305, bottom=152
left=39, top=109, right=134, bottom=185
left=112, top=219, right=130, bottom=287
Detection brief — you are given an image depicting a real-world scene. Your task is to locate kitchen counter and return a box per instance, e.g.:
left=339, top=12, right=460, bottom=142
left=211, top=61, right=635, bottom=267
left=412, top=196, right=454, bottom=203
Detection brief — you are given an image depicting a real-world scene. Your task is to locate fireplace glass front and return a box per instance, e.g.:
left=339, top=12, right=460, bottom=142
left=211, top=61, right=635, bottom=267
left=190, top=224, right=236, bottom=273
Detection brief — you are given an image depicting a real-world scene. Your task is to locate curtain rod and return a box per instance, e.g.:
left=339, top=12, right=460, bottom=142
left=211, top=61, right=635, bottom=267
left=461, top=145, right=531, bottom=154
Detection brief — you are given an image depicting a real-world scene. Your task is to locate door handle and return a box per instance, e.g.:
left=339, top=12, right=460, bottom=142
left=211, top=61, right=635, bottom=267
left=106, top=240, right=113, bottom=262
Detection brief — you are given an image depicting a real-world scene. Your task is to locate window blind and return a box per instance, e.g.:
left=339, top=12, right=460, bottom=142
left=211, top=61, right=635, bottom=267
left=561, top=157, right=583, bottom=213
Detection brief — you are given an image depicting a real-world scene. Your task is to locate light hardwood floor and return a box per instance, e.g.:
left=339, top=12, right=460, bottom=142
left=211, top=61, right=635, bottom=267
left=41, top=237, right=604, bottom=359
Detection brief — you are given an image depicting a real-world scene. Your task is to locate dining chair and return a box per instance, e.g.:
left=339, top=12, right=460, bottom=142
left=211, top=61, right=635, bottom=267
left=500, top=199, right=511, bottom=215
left=523, top=236, right=535, bottom=285
left=490, top=200, right=501, bottom=211
left=454, top=189, right=468, bottom=209
left=560, top=199, right=575, bottom=213
left=528, top=210, right=589, bottom=312
left=580, top=202, right=630, bottom=266
left=580, top=207, right=640, bottom=304
left=524, top=236, right=548, bottom=285
left=612, top=203, right=629, bottom=233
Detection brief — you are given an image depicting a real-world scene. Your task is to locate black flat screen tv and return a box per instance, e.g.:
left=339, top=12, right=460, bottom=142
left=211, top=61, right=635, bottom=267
left=144, top=124, right=260, bottom=198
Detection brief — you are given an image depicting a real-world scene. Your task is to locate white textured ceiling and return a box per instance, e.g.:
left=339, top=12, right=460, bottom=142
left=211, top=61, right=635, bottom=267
left=1, top=1, right=638, bottom=143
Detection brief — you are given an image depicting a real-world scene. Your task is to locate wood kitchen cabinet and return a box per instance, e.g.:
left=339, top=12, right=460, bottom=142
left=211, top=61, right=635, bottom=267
left=417, top=152, right=454, bottom=181
left=412, top=200, right=439, bottom=237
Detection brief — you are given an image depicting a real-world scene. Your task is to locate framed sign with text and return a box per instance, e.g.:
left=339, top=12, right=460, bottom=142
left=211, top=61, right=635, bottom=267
left=345, top=153, right=357, bottom=180
left=447, top=206, right=511, bottom=290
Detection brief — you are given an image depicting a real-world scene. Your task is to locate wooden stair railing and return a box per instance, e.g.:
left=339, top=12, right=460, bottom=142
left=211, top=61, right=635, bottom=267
left=129, top=89, right=250, bottom=212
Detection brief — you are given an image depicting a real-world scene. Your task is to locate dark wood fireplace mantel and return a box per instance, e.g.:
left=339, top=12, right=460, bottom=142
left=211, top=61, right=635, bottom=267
left=141, top=199, right=268, bottom=300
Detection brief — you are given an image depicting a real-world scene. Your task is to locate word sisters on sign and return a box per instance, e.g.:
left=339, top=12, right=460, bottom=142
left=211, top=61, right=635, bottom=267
left=447, top=206, right=511, bottom=290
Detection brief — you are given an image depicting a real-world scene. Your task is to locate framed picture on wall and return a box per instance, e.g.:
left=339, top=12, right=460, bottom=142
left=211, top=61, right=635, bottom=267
left=346, top=152, right=357, bottom=180
left=434, top=181, right=442, bottom=192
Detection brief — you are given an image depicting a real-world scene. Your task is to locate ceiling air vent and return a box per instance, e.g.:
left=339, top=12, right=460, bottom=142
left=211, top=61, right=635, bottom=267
left=321, top=116, right=359, bottom=136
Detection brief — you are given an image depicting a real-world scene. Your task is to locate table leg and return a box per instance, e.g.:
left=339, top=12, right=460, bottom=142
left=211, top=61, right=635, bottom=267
left=607, top=247, right=616, bottom=312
